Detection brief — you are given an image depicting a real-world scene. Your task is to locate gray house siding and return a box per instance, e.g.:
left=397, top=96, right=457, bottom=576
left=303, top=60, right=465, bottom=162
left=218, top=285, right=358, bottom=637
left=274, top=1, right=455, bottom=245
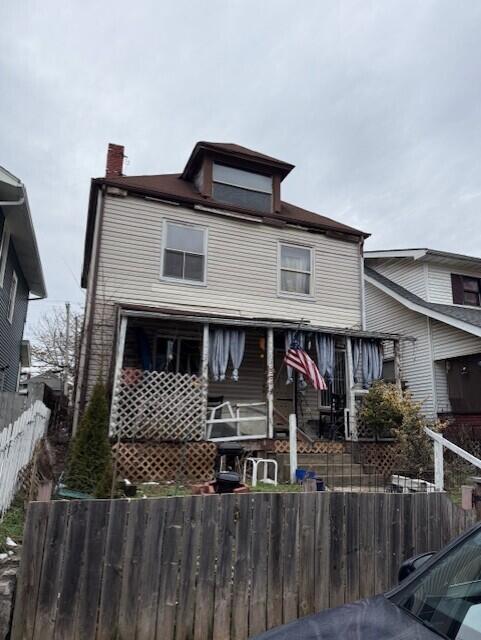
left=0, top=210, right=29, bottom=391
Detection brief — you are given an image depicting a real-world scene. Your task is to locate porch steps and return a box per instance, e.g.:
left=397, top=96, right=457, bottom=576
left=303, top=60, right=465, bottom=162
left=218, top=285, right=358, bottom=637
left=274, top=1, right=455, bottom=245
left=275, top=452, right=383, bottom=490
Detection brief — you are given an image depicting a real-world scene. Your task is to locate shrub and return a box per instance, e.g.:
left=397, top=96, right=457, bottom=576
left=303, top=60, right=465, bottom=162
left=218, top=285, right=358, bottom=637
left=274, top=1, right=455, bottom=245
left=358, top=381, right=441, bottom=479
left=64, top=381, right=113, bottom=498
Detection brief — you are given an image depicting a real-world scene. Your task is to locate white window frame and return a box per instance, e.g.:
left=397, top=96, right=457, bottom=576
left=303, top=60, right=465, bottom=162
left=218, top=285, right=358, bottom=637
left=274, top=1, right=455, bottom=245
left=7, top=271, right=18, bottom=324
left=0, top=224, right=10, bottom=287
left=160, top=219, right=208, bottom=286
left=277, top=241, right=314, bottom=299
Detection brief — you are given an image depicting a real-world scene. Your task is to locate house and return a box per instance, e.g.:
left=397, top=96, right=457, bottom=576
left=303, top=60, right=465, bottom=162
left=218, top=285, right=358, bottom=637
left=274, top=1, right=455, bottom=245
left=365, top=248, right=481, bottom=436
left=0, top=167, right=46, bottom=392
left=74, top=141, right=402, bottom=481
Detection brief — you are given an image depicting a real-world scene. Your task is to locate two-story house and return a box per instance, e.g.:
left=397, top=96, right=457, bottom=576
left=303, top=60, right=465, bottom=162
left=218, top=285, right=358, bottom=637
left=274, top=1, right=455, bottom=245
left=365, top=248, right=481, bottom=435
left=0, top=166, right=46, bottom=392
left=75, top=142, right=401, bottom=481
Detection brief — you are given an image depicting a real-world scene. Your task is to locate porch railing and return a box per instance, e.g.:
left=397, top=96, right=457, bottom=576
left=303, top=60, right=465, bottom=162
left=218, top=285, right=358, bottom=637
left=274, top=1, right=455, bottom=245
left=425, top=427, right=481, bottom=491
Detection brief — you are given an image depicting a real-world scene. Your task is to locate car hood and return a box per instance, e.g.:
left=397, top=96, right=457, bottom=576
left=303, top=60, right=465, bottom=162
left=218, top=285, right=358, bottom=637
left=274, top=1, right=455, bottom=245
left=252, top=595, right=438, bottom=639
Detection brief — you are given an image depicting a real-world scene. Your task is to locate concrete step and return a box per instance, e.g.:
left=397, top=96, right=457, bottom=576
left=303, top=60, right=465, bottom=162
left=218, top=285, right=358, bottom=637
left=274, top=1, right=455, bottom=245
left=324, top=475, right=384, bottom=489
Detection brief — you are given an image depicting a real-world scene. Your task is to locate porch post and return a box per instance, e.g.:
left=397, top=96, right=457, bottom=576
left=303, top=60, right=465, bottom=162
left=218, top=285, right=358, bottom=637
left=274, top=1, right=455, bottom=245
left=345, top=336, right=357, bottom=441
left=201, top=323, right=210, bottom=437
left=266, top=327, right=274, bottom=439
left=109, top=314, right=128, bottom=436
left=394, top=339, right=402, bottom=392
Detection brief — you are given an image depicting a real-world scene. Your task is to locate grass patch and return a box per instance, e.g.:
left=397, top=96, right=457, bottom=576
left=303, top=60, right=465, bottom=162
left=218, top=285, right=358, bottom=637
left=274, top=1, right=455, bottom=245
left=251, top=482, right=303, bottom=493
left=0, top=494, right=26, bottom=552
left=137, top=483, right=192, bottom=498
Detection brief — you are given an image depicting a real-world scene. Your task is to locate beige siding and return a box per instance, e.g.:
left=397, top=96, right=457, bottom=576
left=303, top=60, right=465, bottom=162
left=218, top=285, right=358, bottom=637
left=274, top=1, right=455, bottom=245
left=427, top=263, right=481, bottom=304
left=434, top=361, right=451, bottom=414
left=368, top=258, right=427, bottom=298
left=98, top=195, right=362, bottom=326
left=430, top=320, right=481, bottom=360
left=365, top=282, right=436, bottom=417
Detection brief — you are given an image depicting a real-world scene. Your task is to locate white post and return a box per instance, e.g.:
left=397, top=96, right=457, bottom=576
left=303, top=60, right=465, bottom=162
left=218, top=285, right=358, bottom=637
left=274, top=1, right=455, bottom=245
left=345, top=337, right=357, bottom=441
left=201, top=323, right=210, bottom=437
left=109, top=315, right=127, bottom=436
left=266, top=327, right=274, bottom=439
left=434, top=440, right=444, bottom=491
left=289, top=413, right=298, bottom=484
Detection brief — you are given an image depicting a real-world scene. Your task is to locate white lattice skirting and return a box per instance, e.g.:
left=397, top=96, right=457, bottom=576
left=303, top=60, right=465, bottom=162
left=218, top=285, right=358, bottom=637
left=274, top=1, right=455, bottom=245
left=111, top=369, right=205, bottom=441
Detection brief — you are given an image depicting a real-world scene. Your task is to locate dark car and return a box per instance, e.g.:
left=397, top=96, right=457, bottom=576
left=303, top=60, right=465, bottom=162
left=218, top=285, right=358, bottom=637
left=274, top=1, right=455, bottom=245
left=254, top=522, right=481, bottom=639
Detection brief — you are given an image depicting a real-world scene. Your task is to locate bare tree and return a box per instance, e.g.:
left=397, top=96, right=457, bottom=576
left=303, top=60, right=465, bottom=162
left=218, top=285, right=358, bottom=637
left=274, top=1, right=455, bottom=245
left=30, top=304, right=84, bottom=390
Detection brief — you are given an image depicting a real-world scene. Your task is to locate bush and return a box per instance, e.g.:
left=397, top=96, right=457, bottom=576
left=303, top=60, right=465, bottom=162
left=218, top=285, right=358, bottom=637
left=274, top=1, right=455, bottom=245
left=64, top=382, right=113, bottom=498
left=358, top=381, right=441, bottom=479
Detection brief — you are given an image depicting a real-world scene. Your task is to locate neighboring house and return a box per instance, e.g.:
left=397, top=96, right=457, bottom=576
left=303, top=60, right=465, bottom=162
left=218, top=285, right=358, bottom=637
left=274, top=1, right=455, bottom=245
left=74, top=141, right=401, bottom=475
left=19, top=369, right=63, bottom=396
left=0, top=167, right=46, bottom=392
left=365, top=248, right=481, bottom=431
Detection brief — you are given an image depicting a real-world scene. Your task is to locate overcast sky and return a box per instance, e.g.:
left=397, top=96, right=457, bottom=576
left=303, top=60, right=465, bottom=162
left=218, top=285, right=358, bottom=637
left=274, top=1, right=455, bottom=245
left=2, top=1, right=481, bottom=335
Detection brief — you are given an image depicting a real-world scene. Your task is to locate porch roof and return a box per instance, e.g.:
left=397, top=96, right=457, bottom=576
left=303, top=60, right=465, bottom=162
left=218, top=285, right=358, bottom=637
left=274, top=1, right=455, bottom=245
left=118, top=303, right=410, bottom=342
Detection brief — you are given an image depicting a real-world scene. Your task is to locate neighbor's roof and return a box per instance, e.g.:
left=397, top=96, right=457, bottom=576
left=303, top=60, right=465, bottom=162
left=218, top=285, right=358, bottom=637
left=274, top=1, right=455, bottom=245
left=0, top=166, right=46, bottom=298
left=81, top=142, right=368, bottom=287
left=365, top=248, right=481, bottom=267
left=365, top=266, right=481, bottom=337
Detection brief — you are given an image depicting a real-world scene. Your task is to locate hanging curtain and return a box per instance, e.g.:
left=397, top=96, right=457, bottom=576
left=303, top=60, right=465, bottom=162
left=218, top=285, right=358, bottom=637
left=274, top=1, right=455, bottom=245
left=229, top=329, right=246, bottom=381
left=359, top=339, right=384, bottom=388
left=352, top=338, right=362, bottom=383
left=285, top=330, right=306, bottom=385
left=209, top=328, right=230, bottom=381
left=315, top=333, right=335, bottom=384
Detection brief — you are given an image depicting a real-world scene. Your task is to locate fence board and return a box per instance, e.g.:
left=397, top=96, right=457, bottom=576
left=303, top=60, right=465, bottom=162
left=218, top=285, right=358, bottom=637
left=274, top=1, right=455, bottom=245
left=74, top=500, right=110, bottom=640
left=54, top=501, right=90, bottom=640
left=314, top=492, right=330, bottom=611
left=281, top=492, right=299, bottom=624
left=96, top=499, right=129, bottom=640
left=11, top=491, right=478, bottom=640
left=136, top=498, right=168, bottom=640
left=266, top=492, right=284, bottom=629
left=230, top=494, right=252, bottom=640
left=11, top=501, right=50, bottom=640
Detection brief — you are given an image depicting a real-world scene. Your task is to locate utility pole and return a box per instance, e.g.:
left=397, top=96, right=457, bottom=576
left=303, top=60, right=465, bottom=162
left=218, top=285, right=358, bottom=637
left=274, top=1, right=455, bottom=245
left=64, top=302, right=71, bottom=399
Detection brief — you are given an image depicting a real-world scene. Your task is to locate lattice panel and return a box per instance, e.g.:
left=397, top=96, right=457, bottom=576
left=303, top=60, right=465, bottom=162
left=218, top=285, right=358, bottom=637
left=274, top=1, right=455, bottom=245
left=358, top=442, right=400, bottom=478
left=112, top=369, right=205, bottom=441
left=113, top=441, right=217, bottom=483
left=274, top=440, right=345, bottom=455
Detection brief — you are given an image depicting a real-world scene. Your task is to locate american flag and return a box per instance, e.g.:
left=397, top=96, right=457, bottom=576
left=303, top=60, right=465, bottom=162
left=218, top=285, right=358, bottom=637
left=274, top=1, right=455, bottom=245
left=284, top=339, right=327, bottom=391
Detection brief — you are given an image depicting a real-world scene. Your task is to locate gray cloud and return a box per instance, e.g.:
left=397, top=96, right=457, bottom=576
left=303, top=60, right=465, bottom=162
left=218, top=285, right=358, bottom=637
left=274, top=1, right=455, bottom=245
left=1, top=0, right=480, bottom=333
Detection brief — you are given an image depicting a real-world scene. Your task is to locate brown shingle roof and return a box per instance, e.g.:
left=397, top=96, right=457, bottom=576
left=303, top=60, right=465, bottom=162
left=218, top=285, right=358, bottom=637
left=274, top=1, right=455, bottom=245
left=97, top=172, right=368, bottom=238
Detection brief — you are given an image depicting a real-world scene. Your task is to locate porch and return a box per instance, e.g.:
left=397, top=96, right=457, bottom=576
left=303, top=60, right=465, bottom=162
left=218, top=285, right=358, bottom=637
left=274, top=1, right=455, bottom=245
left=109, top=307, right=403, bottom=447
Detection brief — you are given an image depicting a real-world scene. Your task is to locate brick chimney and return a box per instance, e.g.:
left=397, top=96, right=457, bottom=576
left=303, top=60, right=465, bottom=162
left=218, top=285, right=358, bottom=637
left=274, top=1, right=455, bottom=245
left=105, top=143, right=125, bottom=177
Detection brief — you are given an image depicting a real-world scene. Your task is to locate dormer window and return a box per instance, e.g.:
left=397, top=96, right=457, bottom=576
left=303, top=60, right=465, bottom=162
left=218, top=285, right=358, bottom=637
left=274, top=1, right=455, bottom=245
left=212, top=163, right=272, bottom=213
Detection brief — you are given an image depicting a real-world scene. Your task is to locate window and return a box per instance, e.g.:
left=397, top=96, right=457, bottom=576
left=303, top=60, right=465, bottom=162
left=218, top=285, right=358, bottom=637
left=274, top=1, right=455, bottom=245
left=154, top=336, right=201, bottom=375
left=7, top=271, right=17, bottom=323
left=212, top=163, right=272, bottom=213
left=451, top=274, right=481, bottom=306
left=279, top=243, right=313, bottom=295
left=162, top=221, right=206, bottom=284
left=391, top=526, right=481, bottom=639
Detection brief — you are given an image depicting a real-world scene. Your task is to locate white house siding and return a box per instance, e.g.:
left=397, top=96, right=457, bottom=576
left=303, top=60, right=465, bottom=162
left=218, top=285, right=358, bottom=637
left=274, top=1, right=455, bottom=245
left=427, top=263, right=481, bottom=305
left=434, top=360, right=451, bottom=414
left=365, top=282, right=436, bottom=417
left=83, top=194, right=363, bottom=398
left=430, top=320, right=481, bottom=360
left=367, top=258, right=427, bottom=299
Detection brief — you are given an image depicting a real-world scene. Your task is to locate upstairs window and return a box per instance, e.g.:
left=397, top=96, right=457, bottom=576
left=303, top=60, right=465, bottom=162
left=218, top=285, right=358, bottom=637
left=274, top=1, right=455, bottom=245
left=212, top=163, right=272, bottom=213
left=7, top=271, right=17, bottom=323
left=279, top=243, right=313, bottom=296
left=162, top=221, right=207, bottom=284
left=451, top=273, right=481, bottom=306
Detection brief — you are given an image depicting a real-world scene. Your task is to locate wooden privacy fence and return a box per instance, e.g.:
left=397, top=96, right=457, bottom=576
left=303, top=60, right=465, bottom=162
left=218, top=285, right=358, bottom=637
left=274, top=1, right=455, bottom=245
left=12, top=492, right=477, bottom=640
